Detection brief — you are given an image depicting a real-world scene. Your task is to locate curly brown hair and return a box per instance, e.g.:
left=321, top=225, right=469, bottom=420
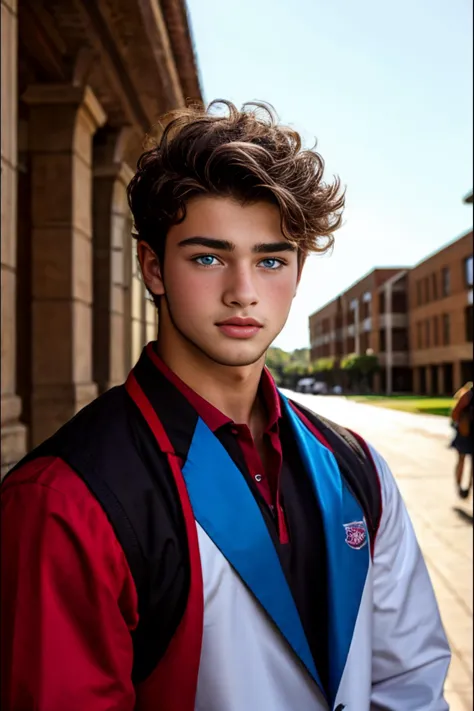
left=127, top=100, right=345, bottom=266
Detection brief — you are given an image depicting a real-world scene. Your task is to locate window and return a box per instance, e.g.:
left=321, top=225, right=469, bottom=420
left=417, top=322, right=423, bottom=349
left=379, top=292, right=385, bottom=313
left=465, top=256, right=473, bottom=288
left=416, top=280, right=423, bottom=306
left=441, top=267, right=450, bottom=297
left=424, top=277, right=430, bottom=303
left=393, top=327, right=409, bottom=351
left=442, top=313, right=450, bottom=345
left=433, top=316, right=439, bottom=346
left=362, top=293, right=371, bottom=319
left=392, top=291, right=407, bottom=313
left=466, top=305, right=473, bottom=342
left=431, top=273, right=438, bottom=300
left=424, top=319, right=430, bottom=348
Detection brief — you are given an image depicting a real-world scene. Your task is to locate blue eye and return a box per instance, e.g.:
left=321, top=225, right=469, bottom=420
left=260, top=258, right=283, bottom=269
left=195, top=255, right=218, bottom=266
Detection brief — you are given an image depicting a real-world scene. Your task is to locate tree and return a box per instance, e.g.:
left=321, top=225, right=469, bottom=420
left=313, top=357, right=336, bottom=372
left=292, top=348, right=310, bottom=365
left=341, top=353, right=379, bottom=392
left=265, top=347, right=291, bottom=384
left=311, top=356, right=337, bottom=388
left=266, top=347, right=314, bottom=388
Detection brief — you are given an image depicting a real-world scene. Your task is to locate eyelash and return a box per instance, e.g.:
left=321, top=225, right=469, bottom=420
left=192, top=255, right=287, bottom=270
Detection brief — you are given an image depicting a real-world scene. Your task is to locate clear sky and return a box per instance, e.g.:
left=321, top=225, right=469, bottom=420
left=185, top=0, right=473, bottom=351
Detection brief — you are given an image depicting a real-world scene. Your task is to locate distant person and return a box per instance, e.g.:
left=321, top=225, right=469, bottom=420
left=451, top=383, right=474, bottom=499
left=2, top=101, right=450, bottom=710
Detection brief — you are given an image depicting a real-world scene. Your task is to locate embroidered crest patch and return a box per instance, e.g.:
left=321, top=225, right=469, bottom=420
left=343, top=520, right=367, bottom=550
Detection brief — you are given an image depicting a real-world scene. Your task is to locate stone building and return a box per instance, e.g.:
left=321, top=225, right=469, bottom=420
left=1, top=0, right=202, bottom=473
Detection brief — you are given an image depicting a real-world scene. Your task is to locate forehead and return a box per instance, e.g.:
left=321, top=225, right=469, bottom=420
left=168, top=195, right=286, bottom=247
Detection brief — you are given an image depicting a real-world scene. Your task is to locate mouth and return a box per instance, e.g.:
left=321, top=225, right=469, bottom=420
left=215, top=318, right=263, bottom=340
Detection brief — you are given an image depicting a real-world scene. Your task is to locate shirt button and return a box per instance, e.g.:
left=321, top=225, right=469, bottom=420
left=255, top=474, right=263, bottom=482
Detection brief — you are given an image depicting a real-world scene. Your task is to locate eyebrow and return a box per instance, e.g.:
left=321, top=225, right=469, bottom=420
left=177, top=236, right=296, bottom=254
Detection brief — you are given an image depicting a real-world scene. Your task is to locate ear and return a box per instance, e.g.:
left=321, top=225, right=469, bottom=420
left=137, top=241, right=165, bottom=297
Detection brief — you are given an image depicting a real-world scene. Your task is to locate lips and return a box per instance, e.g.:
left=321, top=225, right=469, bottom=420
left=216, top=318, right=263, bottom=328
left=216, top=317, right=263, bottom=339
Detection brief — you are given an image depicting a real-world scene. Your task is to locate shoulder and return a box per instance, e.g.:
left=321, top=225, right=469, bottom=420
left=6, top=385, right=148, bottom=492
left=2, top=454, right=123, bottom=551
left=3, top=454, right=95, bottom=501
left=2, top=386, right=132, bottom=514
left=2, top=453, right=137, bottom=604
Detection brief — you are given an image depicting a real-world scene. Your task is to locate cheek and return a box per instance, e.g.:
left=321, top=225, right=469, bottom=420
left=166, top=263, right=218, bottom=312
left=264, top=272, right=298, bottom=303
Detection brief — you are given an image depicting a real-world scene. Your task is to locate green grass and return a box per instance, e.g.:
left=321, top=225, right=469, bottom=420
left=345, top=395, right=455, bottom=417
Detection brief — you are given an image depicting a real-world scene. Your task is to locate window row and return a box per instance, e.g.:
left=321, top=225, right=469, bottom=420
left=416, top=269, right=450, bottom=305
left=415, top=256, right=473, bottom=307
left=416, top=315, right=450, bottom=348
left=416, top=307, right=473, bottom=349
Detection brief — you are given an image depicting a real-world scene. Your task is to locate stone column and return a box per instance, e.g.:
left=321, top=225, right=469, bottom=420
left=123, top=229, right=133, bottom=373
left=23, top=84, right=106, bottom=446
left=131, top=244, right=147, bottom=364
left=1, top=0, right=27, bottom=474
left=93, top=131, right=134, bottom=393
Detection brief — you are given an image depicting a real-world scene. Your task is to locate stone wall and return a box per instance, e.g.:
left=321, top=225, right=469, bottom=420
left=0, top=0, right=199, bottom=472
left=1, top=0, right=27, bottom=473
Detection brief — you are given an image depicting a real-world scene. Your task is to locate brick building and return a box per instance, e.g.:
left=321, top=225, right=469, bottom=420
left=408, top=229, right=473, bottom=395
left=309, top=193, right=473, bottom=395
left=1, top=0, right=201, bottom=473
left=309, top=268, right=411, bottom=392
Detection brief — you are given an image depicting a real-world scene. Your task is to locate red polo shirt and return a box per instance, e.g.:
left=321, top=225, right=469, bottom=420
left=1, top=356, right=287, bottom=711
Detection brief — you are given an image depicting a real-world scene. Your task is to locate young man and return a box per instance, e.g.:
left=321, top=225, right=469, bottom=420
left=2, top=101, right=450, bottom=711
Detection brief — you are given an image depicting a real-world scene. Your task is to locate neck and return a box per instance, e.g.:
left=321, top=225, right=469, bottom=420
left=156, top=331, right=266, bottom=427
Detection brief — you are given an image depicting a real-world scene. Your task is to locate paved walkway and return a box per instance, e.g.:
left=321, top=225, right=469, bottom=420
left=284, top=391, right=473, bottom=710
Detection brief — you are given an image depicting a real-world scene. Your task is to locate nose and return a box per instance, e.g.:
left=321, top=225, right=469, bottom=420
left=222, top=263, right=259, bottom=309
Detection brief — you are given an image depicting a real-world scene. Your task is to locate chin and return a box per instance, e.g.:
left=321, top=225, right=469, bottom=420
left=213, top=355, right=264, bottom=368
left=202, top=342, right=269, bottom=368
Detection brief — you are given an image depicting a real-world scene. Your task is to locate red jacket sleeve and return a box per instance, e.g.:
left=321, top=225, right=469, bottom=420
left=1, top=456, right=139, bottom=711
